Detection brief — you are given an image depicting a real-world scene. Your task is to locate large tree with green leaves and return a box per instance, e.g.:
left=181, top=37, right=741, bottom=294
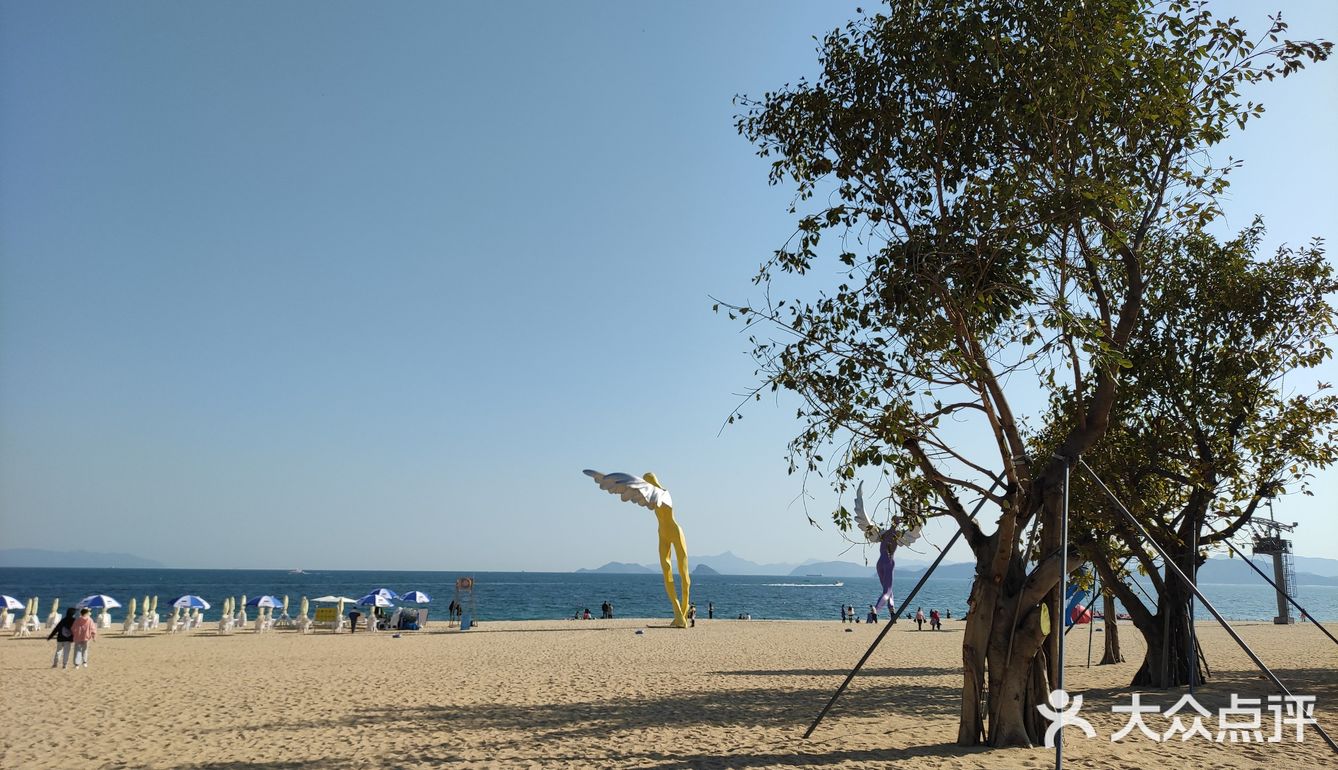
left=1068, top=223, right=1338, bottom=688
left=728, top=0, right=1328, bottom=746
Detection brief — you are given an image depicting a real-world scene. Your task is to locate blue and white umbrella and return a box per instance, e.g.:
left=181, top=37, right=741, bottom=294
left=171, top=595, right=211, bottom=610
left=76, top=594, right=122, bottom=609
left=366, top=588, right=400, bottom=600
left=2, top=595, right=24, bottom=611
left=400, top=591, right=432, bottom=603
left=244, top=595, right=282, bottom=608
left=356, top=593, right=395, bottom=608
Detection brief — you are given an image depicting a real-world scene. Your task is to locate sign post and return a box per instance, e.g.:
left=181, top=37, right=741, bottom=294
left=455, top=577, right=476, bottom=631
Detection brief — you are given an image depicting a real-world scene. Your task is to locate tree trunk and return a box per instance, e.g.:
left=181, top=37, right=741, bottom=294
left=957, top=540, right=1053, bottom=747
left=1099, top=591, right=1124, bottom=664
left=1129, top=571, right=1206, bottom=687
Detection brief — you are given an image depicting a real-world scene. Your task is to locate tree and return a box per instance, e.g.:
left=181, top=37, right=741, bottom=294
left=727, top=0, right=1328, bottom=746
left=1068, top=223, right=1338, bottom=687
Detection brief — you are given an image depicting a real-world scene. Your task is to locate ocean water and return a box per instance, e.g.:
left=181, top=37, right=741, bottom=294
left=2, top=568, right=1334, bottom=623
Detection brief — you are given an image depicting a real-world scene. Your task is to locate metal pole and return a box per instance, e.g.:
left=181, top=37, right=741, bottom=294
left=1078, top=458, right=1338, bottom=754
left=1189, top=520, right=1198, bottom=694
left=1087, top=566, right=1096, bottom=668
left=1218, top=537, right=1338, bottom=648
left=803, top=474, right=1006, bottom=740
left=1055, top=460, right=1069, bottom=770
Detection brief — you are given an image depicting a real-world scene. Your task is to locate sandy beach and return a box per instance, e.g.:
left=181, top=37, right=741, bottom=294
left=2, top=617, right=1334, bottom=769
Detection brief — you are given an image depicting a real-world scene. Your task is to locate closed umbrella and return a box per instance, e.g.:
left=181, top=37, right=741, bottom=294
left=299, top=597, right=309, bottom=619
left=124, top=598, right=137, bottom=633
left=239, top=595, right=248, bottom=625
left=46, top=599, right=60, bottom=629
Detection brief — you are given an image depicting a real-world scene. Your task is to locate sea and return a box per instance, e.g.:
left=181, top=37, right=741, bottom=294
left=4, top=568, right=1336, bottom=623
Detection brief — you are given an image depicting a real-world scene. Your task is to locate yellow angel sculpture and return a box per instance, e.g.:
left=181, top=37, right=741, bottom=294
left=583, top=469, right=691, bottom=628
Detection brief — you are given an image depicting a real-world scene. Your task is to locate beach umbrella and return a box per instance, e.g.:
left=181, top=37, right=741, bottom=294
left=32, top=597, right=41, bottom=619
left=336, top=598, right=346, bottom=630
left=76, top=594, right=122, bottom=609
left=299, top=597, right=309, bottom=618
left=356, top=593, right=394, bottom=608
left=245, top=595, right=282, bottom=608
left=282, top=595, right=290, bottom=615
left=1, top=595, right=22, bottom=611
left=400, top=591, right=432, bottom=603
left=366, top=588, right=401, bottom=600
left=151, top=595, right=160, bottom=615
left=239, top=595, right=248, bottom=624
left=172, top=595, right=211, bottom=610
left=312, top=595, right=358, bottom=603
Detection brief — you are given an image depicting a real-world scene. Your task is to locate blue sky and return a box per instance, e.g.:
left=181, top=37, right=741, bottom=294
left=2, top=2, right=1334, bottom=571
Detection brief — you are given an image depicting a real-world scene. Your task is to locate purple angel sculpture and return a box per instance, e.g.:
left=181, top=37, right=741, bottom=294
left=853, top=481, right=923, bottom=613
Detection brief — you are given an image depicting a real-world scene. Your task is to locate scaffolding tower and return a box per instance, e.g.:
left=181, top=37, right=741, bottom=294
left=1250, top=504, right=1298, bottom=625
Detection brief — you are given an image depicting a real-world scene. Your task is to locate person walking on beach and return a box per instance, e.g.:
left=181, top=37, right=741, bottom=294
left=914, top=607, right=925, bottom=631
left=707, top=602, right=713, bottom=620
left=687, top=603, right=697, bottom=627
left=930, top=609, right=941, bottom=630
left=866, top=604, right=879, bottom=624
left=48, top=607, right=76, bottom=668
left=71, top=608, right=96, bottom=668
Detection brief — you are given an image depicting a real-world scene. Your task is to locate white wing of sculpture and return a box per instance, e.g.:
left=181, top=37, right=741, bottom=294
left=583, top=470, right=673, bottom=511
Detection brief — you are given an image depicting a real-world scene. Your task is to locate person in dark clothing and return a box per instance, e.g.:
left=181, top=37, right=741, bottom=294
left=48, top=607, right=77, bottom=668
left=348, top=610, right=361, bottom=633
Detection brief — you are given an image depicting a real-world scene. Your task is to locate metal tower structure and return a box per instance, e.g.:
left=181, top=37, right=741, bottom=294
left=1250, top=501, right=1298, bottom=625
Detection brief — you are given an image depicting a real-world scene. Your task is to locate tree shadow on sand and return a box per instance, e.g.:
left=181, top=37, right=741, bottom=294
left=210, top=679, right=964, bottom=748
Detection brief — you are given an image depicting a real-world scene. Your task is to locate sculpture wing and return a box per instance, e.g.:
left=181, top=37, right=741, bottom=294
left=897, top=525, right=923, bottom=547
left=853, top=482, right=883, bottom=542
left=583, top=470, right=672, bottom=511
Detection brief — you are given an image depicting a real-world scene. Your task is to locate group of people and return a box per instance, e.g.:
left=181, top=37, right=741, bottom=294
left=839, top=604, right=891, bottom=624
left=911, top=607, right=947, bottom=630
left=838, top=603, right=951, bottom=629
left=46, top=607, right=97, bottom=669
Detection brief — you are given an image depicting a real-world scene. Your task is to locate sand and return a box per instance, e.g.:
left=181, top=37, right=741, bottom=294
left=2, top=617, right=1335, bottom=769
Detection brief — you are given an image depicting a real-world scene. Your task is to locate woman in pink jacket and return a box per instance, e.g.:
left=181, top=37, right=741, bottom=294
left=71, top=608, right=97, bottom=668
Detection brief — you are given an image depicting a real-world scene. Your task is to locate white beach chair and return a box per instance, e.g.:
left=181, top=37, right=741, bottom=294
left=98, top=610, right=112, bottom=628
left=123, top=615, right=136, bottom=635
left=295, top=615, right=312, bottom=634
left=0, top=611, right=11, bottom=631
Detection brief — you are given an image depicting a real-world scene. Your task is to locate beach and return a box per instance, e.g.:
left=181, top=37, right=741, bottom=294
left=2, top=618, right=1334, bottom=769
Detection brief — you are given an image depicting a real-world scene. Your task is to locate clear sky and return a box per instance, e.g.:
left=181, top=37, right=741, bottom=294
left=2, top=1, right=1334, bottom=571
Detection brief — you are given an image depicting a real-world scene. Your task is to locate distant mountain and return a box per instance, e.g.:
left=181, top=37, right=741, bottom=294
left=692, top=551, right=798, bottom=576
left=692, top=563, right=722, bottom=576
left=575, top=561, right=655, bottom=574
left=788, top=561, right=875, bottom=578
left=0, top=548, right=164, bottom=569
left=1293, top=555, right=1338, bottom=578
left=1196, top=557, right=1338, bottom=587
